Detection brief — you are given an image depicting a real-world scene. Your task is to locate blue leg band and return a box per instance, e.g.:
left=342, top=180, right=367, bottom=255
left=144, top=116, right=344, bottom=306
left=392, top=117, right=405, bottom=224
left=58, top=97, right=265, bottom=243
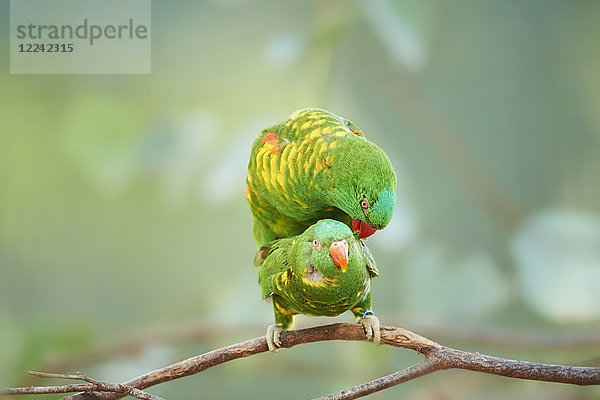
left=362, top=310, right=374, bottom=319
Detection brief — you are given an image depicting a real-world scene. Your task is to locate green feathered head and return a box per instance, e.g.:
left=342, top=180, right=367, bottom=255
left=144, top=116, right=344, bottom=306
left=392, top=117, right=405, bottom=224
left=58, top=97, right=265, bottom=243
left=289, top=219, right=358, bottom=277
left=326, top=138, right=397, bottom=239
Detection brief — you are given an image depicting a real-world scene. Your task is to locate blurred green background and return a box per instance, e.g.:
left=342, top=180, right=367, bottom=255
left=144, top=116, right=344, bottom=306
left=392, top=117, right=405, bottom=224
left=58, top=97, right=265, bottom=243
left=2, top=0, right=600, bottom=399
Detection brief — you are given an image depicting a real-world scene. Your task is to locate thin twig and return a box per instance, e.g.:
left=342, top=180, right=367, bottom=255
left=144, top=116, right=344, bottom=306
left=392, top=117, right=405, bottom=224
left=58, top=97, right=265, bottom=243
left=1, top=383, right=98, bottom=396
left=1, top=323, right=599, bottom=400
left=312, top=358, right=440, bottom=400
left=2, top=371, right=164, bottom=400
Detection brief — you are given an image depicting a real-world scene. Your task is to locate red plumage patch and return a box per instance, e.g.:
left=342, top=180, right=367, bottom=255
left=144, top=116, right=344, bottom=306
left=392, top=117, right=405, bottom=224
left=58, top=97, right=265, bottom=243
left=261, top=132, right=278, bottom=146
left=260, top=132, right=289, bottom=155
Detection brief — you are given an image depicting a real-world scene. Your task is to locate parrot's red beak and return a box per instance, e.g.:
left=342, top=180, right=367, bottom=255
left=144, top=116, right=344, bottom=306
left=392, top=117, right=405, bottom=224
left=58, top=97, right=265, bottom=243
left=351, top=219, right=378, bottom=239
left=329, top=239, right=349, bottom=272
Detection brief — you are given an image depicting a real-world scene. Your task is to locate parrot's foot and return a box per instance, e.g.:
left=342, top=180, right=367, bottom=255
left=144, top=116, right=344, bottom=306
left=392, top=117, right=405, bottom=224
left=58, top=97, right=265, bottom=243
left=265, top=324, right=284, bottom=352
left=359, top=312, right=381, bottom=345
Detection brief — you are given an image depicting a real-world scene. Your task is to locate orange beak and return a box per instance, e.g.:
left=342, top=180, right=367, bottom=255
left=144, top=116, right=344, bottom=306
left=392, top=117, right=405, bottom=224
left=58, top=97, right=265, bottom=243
left=329, top=240, right=349, bottom=272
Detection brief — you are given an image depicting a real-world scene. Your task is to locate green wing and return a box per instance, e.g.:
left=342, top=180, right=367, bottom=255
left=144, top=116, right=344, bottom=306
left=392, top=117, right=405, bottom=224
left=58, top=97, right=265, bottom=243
left=256, top=237, right=294, bottom=300
left=360, top=239, right=379, bottom=278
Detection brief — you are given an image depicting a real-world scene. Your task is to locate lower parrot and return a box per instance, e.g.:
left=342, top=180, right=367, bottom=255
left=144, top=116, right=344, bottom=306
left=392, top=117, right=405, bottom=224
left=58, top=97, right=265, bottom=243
left=255, top=219, right=380, bottom=351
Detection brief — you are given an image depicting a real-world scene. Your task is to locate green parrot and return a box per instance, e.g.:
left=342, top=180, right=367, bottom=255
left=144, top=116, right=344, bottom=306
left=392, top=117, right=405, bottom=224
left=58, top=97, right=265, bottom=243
left=246, top=108, right=397, bottom=247
left=255, top=219, right=380, bottom=352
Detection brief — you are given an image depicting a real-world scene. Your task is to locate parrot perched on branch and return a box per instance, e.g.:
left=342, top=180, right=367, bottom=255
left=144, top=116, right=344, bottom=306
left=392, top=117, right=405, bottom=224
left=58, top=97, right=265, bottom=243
left=246, top=108, right=397, bottom=247
left=255, top=219, right=380, bottom=351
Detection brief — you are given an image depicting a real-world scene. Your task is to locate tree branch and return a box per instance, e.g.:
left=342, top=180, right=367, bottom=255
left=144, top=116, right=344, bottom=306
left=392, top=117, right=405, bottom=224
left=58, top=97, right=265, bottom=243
left=1, top=323, right=598, bottom=400
left=39, top=322, right=600, bottom=375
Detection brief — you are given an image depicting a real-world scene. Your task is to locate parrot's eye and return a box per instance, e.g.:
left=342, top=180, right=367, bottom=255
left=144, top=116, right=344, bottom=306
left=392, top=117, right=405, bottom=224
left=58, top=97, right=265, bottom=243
left=360, top=198, right=370, bottom=209
left=312, top=239, right=320, bottom=247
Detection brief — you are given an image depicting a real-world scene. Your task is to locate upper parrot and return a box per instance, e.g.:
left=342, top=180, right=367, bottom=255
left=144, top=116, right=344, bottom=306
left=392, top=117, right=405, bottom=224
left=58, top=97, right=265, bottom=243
left=246, top=108, right=397, bottom=247
left=255, top=219, right=380, bottom=351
